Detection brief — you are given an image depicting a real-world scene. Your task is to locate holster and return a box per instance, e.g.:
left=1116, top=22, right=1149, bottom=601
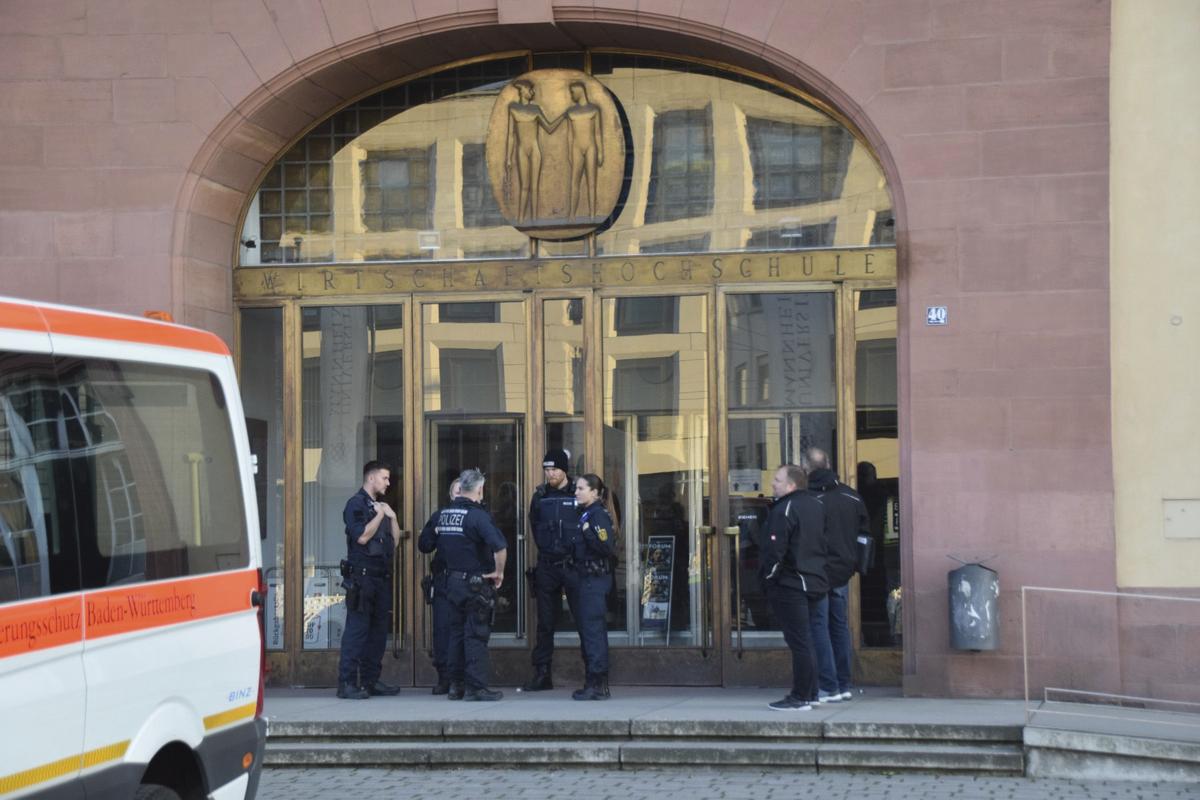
left=420, top=573, right=434, bottom=605
left=473, top=586, right=497, bottom=626
left=343, top=579, right=362, bottom=613
left=524, top=566, right=538, bottom=597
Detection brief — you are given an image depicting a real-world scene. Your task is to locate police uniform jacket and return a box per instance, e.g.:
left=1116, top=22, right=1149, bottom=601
left=435, top=497, right=507, bottom=574
left=574, top=503, right=618, bottom=566
left=529, top=481, right=581, bottom=558
left=418, top=509, right=447, bottom=573
left=761, top=488, right=828, bottom=597
left=344, top=488, right=394, bottom=567
left=808, top=468, right=869, bottom=588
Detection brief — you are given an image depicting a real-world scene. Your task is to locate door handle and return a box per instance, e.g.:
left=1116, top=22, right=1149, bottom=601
left=697, top=526, right=715, bottom=656
left=727, top=526, right=744, bottom=658
left=396, top=527, right=410, bottom=662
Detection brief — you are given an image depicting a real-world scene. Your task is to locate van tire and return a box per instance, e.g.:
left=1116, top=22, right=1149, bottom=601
left=134, top=784, right=183, bottom=800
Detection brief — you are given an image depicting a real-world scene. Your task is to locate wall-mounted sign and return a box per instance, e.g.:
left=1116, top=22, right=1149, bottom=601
left=926, top=305, right=948, bottom=326
left=234, top=248, right=897, bottom=299
left=486, top=69, right=625, bottom=240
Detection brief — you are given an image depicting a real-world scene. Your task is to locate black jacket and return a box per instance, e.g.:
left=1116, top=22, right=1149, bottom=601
left=809, top=468, right=869, bottom=588
left=760, top=488, right=828, bottom=597
left=435, top=497, right=507, bottom=573
left=528, top=481, right=580, bottom=557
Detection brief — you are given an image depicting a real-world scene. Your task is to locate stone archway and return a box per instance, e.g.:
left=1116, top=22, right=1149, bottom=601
left=171, top=0, right=913, bottom=681
left=170, top=5, right=905, bottom=341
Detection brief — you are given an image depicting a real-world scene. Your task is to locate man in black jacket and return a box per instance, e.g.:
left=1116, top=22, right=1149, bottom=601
left=806, top=448, right=869, bottom=703
left=760, top=463, right=828, bottom=711
left=522, top=448, right=581, bottom=691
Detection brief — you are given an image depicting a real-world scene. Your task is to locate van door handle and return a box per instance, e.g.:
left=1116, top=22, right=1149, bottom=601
left=250, top=590, right=264, bottom=608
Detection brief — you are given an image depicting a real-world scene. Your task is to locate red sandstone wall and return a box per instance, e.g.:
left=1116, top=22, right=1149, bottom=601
left=0, top=0, right=1114, bottom=697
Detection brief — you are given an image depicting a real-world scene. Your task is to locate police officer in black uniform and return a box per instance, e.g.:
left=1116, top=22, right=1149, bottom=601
left=336, top=460, right=402, bottom=699
left=418, top=478, right=461, bottom=694
left=522, top=448, right=582, bottom=692
left=571, top=473, right=618, bottom=700
left=436, top=468, right=508, bottom=701
left=761, top=463, right=828, bottom=711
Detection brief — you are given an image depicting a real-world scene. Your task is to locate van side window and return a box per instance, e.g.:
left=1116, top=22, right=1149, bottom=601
left=0, top=352, right=82, bottom=602
left=54, top=357, right=250, bottom=588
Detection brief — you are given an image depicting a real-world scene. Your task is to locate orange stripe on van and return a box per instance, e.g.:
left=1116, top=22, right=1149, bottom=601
left=37, top=305, right=229, bottom=356
left=84, top=569, right=257, bottom=640
left=0, top=596, right=83, bottom=659
left=0, top=301, right=50, bottom=335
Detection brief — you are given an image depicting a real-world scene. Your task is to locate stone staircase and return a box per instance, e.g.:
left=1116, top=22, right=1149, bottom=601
left=264, top=715, right=1025, bottom=774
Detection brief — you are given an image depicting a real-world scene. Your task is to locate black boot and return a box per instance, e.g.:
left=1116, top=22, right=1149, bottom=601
left=572, top=674, right=595, bottom=701
left=336, top=682, right=368, bottom=700
left=573, top=673, right=610, bottom=701
left=447, top=681, right=465, bottom=700
left=464, top=687, right=503, bottom=701
left=522, top=665, right=553, bottom=692
left=432, top=672, right=450, bottom=695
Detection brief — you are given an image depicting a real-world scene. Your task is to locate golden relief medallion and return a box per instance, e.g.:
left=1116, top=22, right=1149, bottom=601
left=486, top=69, right=625, bottom=240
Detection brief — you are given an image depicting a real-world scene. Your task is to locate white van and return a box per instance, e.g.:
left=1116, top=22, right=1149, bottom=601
left=0, top=298, right=266, bottom=800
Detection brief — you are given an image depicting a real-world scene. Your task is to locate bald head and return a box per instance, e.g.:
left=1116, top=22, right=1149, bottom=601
left=805, top=448, right=830, bottom=471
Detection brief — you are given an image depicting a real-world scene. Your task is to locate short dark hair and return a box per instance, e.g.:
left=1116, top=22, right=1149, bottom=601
left=363, top=460, right=391, bottom=481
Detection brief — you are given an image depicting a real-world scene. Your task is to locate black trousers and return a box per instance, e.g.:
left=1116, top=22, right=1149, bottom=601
left=430, top=572, right=459, bottom=681
left=337, top=572, right=391, bottom=687
left=445, top=573, right=495, bottom=691
left=530, top=556, right=580, bottom=669
left=576, top=572, right=611, bottom=676
left=767, top=582, right=817, bottom=701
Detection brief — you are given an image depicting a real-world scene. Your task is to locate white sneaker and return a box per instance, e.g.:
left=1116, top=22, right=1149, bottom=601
left=838, top=690, right=854, bottom=701
left=816, top=690, right=841, bottom=704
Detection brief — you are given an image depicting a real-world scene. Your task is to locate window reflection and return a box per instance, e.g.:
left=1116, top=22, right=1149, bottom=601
left=241, top=53, right=893, bottom=266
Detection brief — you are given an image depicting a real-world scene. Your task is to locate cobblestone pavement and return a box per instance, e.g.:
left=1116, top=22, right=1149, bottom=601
left=258, top=766, right=1200, bottom=799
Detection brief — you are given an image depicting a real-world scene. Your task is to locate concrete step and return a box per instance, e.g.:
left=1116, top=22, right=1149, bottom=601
left=265, top=737, right=1024, bottom=774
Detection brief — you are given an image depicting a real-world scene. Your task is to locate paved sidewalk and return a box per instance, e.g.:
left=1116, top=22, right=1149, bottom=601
left=264, top=686, right=1025, bottom=731
left=258, top=766, right=1200, bottom=799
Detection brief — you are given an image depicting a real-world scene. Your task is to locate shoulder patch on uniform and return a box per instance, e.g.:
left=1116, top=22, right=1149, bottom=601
left=597, top=528, right=608, bottom=542
left=582, top=522, right=590, bottom=530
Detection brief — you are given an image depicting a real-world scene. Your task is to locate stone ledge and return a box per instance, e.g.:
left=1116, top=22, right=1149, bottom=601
left=629, top=719, right=823, bottom=738
left=1024, top=727, right=1200, bottom=782
left=619, top=740, right=817, bottom=767
left=824, top=721, right=1023, bottom=742
left=817, top=743, right=1024, bottom=773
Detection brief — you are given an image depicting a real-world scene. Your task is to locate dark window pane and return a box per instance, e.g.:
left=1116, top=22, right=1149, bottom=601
left=55, top=359, right=250, bottom=587
left=0, top=352, right=81, bottom=601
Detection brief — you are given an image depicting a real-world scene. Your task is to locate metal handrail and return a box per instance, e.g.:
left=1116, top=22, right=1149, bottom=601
left=1021, top=585, right=1200, bottom=725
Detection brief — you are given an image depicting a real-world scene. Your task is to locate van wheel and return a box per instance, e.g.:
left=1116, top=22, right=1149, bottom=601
left=134, top=784, right=183, bottom=800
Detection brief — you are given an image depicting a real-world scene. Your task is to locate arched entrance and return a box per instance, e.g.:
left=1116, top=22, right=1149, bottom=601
left=177, top=21, right=906, bottom=689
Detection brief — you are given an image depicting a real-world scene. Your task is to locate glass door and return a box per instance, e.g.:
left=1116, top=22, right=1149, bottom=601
left=295, top=303, right=408, bottom=686
left=721, top=290, right=838, bottom=683
left=601, top=293, right=718, bottom=682
left=417, top=299, right=529, bottom=685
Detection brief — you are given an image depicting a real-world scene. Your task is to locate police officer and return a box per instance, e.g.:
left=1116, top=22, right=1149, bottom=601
left=522, top=448, right=582, bottom=692
left=418, top=478, right=461, bottom=695
left=336, top=460, right=402, bottom=699
left=761, top=463, right=828, bottom=711
left=437, top=468, right=508, bottom=701
left=571, top=473, right=618, bottom=700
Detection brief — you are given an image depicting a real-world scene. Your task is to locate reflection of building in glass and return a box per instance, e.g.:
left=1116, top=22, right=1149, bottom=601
left=242, top=56, right=892, bottom=266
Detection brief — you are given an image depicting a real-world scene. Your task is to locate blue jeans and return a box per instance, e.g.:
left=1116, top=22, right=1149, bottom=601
left=807, top=593, right=838, bottom=695
left=808, top=584, right=854, bottom=695
left=828, top=583, right=853, bottom=693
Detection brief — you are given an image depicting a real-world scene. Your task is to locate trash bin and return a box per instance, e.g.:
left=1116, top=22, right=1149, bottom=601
left=948, top=562, right=999, bottom=651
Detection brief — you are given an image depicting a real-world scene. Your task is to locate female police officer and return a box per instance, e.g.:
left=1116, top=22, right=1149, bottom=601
left=571, top=473, right=618, bottom=700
